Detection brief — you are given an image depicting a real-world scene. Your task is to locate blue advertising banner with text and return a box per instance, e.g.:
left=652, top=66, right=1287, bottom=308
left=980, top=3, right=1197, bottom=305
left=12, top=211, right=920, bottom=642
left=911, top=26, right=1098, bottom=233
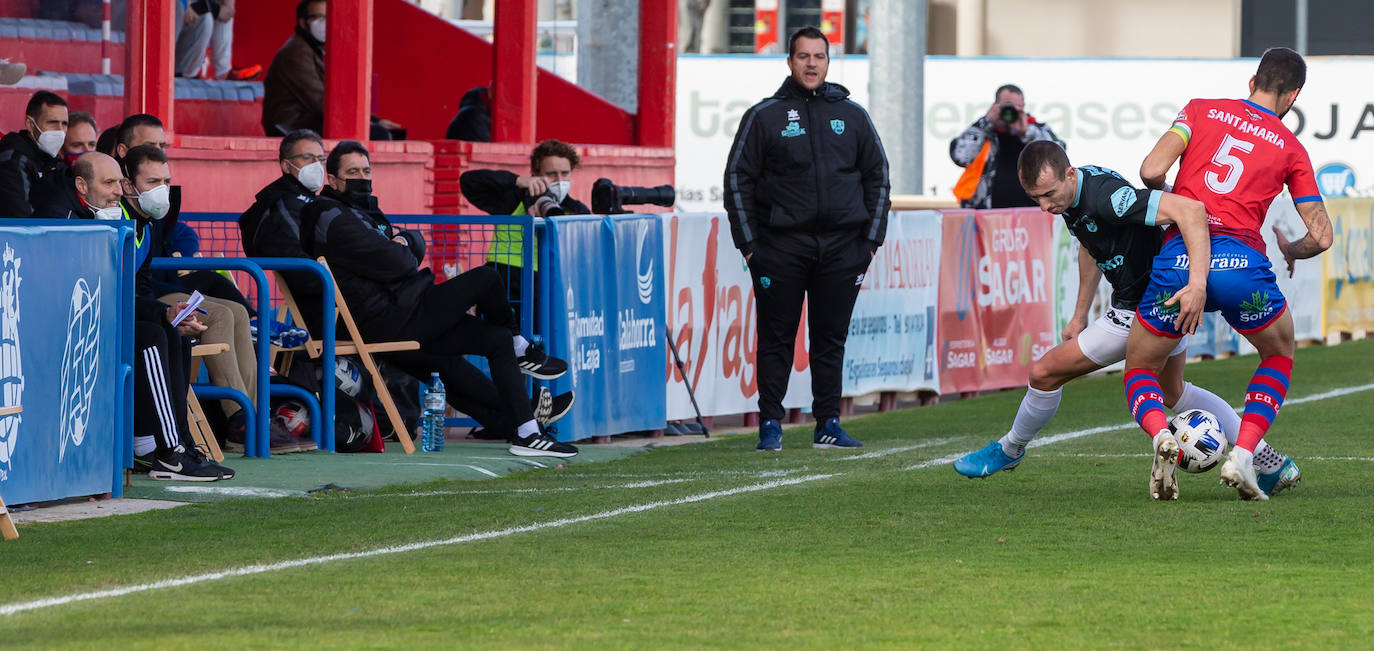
left=0, top=225, right=125, bottom=504
left=546, top=215, right=666, bottom=440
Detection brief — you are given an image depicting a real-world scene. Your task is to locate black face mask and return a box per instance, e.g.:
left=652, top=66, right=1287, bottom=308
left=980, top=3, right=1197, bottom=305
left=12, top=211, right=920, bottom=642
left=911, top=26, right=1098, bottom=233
left=342, top=178, right=372, bottom=205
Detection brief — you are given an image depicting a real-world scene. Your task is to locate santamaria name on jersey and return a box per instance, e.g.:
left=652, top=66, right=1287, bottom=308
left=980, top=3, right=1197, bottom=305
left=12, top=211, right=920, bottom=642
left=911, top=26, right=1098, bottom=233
left=1205, top=108, right=1287, bottom=149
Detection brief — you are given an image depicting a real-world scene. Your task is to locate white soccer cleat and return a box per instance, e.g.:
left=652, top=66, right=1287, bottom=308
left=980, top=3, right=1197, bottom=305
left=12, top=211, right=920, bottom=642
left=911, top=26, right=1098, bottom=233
left=1149, top=431, right=1180, bottom=501
left=1219, top=448, right=1269, bottom=501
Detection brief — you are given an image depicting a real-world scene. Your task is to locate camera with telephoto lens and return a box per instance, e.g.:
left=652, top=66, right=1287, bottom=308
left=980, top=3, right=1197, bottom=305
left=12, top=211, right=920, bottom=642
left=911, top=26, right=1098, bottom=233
left=527, top=189, right=566, bottom=219
left=998, top=102, right=1021, bottom=124
left=591, top=178, right=676, bottom=215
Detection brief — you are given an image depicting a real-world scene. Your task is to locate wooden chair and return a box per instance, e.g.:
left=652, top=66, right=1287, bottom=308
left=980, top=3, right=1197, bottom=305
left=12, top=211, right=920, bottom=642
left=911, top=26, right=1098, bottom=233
left=272, top=259, right=421, bottom=453
left=0, top=404, right=22, bottom=540
left=188, top=343, right=229, bottom=462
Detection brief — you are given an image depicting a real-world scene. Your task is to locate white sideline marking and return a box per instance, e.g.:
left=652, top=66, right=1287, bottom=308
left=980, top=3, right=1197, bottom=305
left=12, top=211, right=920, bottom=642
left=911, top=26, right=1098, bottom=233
left=840, top=437, right=963, bottom=460
left=8, top=382, right=1370, bottom=617
left=342, top=478, right=697, bottom=498
left=0, top=474, right=835, bottom=617
left=163, top=487, right=305, bottom=498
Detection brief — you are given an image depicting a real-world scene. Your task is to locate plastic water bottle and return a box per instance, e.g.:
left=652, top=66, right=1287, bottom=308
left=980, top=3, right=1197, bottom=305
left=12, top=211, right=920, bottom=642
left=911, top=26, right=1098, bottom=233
left=421, top=372, right=446, bottom=452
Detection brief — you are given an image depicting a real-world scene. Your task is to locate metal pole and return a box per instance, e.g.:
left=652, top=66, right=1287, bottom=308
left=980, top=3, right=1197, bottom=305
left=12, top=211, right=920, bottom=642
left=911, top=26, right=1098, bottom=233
left=101, top=0, right=111, bottom=75
left=868, top=0, right=925, bottom=195
left=1295, top=0, right=1308, bottom=55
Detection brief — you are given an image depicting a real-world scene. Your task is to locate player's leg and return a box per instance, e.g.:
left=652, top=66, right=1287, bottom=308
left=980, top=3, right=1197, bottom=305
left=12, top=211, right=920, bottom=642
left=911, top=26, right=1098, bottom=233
left=953, top=313, right=1116, bottom=478
left=748, top=234, right=810, bottom=451
left=1124, top=321, right=1185, bottom=500
left=804, top=234, right=868, bottom=449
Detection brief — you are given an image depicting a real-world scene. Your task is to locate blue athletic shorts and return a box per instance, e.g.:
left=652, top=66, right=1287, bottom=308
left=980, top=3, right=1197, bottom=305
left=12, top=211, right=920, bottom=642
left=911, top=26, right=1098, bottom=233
left=1135, top=235, right=1286, bottom=338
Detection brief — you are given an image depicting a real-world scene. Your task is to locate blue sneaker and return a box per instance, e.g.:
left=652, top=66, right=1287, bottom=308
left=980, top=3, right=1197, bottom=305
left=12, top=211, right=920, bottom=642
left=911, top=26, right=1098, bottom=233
left=953, top=440, right=1023, bottom=478
left=812, top=418, right=862, bottom=449
left=756, top=419, right=782, bottom=451
left=1257, top=457, right=1301, bottom=496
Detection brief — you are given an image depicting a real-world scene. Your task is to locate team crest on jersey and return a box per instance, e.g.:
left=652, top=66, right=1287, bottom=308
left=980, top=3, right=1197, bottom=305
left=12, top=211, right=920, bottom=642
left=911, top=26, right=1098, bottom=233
left=830, top=119, right=845, bottom=135
left=787, top=109, right=800, bottom=121
left=1084, top=220, right=1098, bottom=233
left=1110, top=186, right=1137, bottom=217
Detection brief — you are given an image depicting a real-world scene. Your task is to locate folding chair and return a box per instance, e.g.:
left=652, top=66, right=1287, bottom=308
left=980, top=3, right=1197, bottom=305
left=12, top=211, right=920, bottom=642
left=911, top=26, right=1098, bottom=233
left=187, top=343, right=229, bottom=462
left=0, top=404, right=21, bottom=540
left=272, top=260, right=421, bottom=453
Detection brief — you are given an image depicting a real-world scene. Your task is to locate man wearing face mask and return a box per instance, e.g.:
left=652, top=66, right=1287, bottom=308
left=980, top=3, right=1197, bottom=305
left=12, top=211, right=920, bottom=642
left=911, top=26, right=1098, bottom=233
left=63, top=112, right=99, bottom=167
left=301, top=141, right=578, bottom=457
left=262, top=0, right=326, bottom=137
left=238, top=129, right=326, bottom=317
left=0, top=90, right=69, bottom=217
left=122, top=144, right=276, bottom=451
left=36, top=151, right=123, bottom=220
left=459, top=139, right=589, bottom=326
left=121, top=145, right=237, bottom=480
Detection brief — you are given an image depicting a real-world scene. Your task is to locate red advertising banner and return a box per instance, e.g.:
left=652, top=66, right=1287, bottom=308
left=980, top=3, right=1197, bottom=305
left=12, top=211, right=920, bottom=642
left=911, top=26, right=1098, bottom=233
left=937, top=209, right=1057, bottom=393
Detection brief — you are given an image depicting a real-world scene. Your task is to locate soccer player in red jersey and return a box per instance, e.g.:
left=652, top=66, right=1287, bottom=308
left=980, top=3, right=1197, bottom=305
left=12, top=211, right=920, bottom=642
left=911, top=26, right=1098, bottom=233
left=1127, top=47, right=1332, bottom=501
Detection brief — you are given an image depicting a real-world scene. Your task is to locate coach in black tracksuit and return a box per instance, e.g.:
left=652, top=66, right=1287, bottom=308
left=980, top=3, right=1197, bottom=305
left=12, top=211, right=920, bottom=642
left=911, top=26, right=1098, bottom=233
left=723, top=27, right=890, bottom=451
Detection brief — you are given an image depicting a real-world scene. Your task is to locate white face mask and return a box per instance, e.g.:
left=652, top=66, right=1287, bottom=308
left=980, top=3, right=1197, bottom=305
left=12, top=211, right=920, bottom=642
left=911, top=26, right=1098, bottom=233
left=295, top=161, right=325, bottom=193
left=137, top=184, right=171, bottom=220
left=94, top=205, right=123, bottom=221
left=33, top=124, right=66, bottom=158
left=310, top=18, right=327, bottom=43
left=549, top=180, right=571, bottom=203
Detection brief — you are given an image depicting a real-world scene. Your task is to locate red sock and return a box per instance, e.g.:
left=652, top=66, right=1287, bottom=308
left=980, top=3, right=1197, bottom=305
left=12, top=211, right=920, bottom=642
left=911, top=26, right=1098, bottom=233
left=1125, top=369, right=1169, bottom=436
left=1236, top=356, right=1293, bottom=452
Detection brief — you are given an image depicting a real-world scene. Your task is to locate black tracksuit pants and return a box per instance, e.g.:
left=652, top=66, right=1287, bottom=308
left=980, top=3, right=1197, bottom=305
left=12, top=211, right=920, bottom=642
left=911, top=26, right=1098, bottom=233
left=748, top=230, right=870, bottom=423
left=364, top=266, right=533, bottom=438
left=134, top=319, right=193, bottom=453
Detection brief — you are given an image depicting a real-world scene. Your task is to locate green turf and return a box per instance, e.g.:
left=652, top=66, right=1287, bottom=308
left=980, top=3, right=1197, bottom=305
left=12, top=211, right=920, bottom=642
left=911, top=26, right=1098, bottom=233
left=3, top=340, right=1374, bottom=648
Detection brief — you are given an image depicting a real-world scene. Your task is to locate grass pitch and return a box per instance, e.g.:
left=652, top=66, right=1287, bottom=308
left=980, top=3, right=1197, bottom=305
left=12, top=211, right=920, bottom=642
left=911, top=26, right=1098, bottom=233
left=3, top=340, right=1374, bottom=648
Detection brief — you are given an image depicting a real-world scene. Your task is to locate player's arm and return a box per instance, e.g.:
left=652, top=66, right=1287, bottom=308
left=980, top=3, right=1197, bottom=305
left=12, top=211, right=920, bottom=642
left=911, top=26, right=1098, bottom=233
left=1063, top=244, right=1101, bottom=342
left=1152, top=192, right=1210, bottom=335
left=1139, top=131, right=1185, bottom=191
left=1273, top=200, right=1333, bottom=278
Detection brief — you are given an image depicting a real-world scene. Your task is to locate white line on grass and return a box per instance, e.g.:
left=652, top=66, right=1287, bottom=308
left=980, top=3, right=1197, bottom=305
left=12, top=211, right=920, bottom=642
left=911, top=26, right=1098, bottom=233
left=0, top=473, right=836, bottom=617
left=163, top=487, right=307, bottom=498
left=839, top=437, right=963, bottom=460
left=9, top=381, right=1370, bottom=617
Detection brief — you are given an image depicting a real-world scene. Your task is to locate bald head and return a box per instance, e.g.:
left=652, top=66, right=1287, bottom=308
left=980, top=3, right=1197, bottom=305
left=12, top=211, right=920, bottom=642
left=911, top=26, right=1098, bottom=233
left=73, top=152, right=123, bottom=210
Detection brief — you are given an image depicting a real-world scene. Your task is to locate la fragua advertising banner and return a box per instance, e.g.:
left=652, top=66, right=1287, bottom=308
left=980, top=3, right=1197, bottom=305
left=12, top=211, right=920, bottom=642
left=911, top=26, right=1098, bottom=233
left=937, top=209, right=1056, bottom=394
left=0, top=224, right=126, bottom=505
left=545, top=214, right=666, bottom=440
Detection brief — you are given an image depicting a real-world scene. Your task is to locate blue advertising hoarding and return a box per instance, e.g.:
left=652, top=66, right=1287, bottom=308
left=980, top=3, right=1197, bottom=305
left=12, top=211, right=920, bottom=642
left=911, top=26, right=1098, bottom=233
left=0, top=224, right=127, bottom=504
left=545, top=214, right=666, bottom=440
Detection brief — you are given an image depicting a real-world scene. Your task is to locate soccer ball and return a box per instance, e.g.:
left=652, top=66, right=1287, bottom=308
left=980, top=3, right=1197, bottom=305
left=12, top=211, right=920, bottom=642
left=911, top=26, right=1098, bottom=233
left=1169, top=409, right=1228, bottom=474
left=272, top=400, right=310, bottom=438
left=335, top=357, right=363, bottom=398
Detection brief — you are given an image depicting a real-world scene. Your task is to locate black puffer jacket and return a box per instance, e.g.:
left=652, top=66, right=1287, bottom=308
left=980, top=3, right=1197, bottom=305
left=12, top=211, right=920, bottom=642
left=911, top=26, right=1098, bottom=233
left=0, top=130, right=67, bottom=218
left=239, top=173, right=322, bottom=304
left=299, top=186, right=429, bottom=337
left=723, top=77, right=890, bottom=253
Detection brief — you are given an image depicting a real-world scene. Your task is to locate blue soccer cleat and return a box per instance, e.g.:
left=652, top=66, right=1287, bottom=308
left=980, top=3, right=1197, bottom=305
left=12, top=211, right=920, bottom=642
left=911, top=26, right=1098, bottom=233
left=953, top=440, right=1023, bottom=478
left=756, top=419, right=782, bottom=451
left=812, top=418, right=863, bottom=449
left=1257, top=457, right=1301, bottom=496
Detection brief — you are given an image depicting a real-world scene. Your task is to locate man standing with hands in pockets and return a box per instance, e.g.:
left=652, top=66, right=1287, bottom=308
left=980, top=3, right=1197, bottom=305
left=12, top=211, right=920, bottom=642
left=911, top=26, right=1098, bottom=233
left=723, top=26, right=890, bottom=452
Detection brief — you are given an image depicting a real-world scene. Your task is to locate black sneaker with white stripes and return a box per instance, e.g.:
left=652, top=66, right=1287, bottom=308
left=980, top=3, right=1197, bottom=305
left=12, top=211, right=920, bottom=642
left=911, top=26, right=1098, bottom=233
left=516, top=343, right=568, bottom=380
left=531, top=386, right=575, bottom=425
left=138, top=445, right=224, bottom=481
left=508, top=431, right=578, bottom=458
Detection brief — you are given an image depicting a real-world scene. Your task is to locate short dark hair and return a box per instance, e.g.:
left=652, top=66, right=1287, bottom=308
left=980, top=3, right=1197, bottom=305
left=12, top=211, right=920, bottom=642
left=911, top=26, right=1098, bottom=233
left=326, top=140, right=369, bottom=177
left=118, top=113, right=164, bottom=147
left=297, top=0, right=325, bottom=19
left=95, top=126, right=119, bottom=156
left=1017, top=140, right=1070, bottom=189
left=279, top=129, right=323, bottom=161
left=25, top=91, right=67, bottom=121
left=73, top=155, right=95, bottom=183
left=122, top=144, right=169, bottom=180
left=530, top=139, right=579, bottom=174
left=787, top=26, right=827, bottom=57
left=68, top=111, right=97, bottom=132
left=995, top=84, right=1024, bottom=101
left=1254, top=47, right=1306, bottom=97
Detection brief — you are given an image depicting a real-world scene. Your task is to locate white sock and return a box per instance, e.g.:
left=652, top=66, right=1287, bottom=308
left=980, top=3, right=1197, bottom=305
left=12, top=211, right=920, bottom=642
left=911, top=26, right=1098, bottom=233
left=516, top=420, right=540, bottom=438
left=513, top=335, right=530, bottom=357
left=999, top=386, right=1061, bottom=457
left=1231, top=445, right=1255, bottom=470
left=1172, top=382, right=1240, bottom=444
left=134, top=435, right=156, bottom=456
left=1253, top=440, right=1285, bottom=474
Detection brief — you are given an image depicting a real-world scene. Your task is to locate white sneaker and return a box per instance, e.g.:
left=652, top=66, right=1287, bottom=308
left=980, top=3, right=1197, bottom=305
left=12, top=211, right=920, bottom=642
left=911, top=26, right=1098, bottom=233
left=1219, top=448, right=1269, bottom=501
left=1150, top=431, right=1179, bottom=501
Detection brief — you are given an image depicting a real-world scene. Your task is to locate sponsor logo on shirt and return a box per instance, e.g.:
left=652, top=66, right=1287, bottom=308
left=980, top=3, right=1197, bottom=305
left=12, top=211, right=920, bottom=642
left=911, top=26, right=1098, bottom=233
left=1110, top=186, right=1137, bottom=217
